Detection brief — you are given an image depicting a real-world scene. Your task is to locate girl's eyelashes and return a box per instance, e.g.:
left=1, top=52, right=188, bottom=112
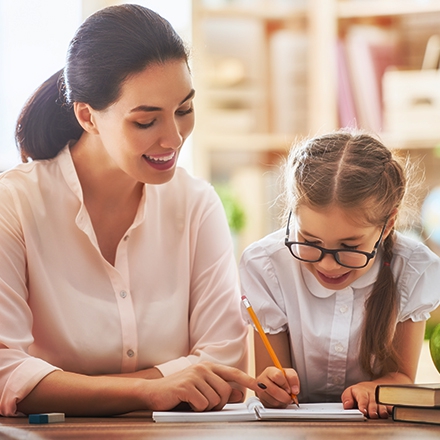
left=341, top=243, right=359, bottom=250
left=297, top=232, right=320, bottom=245
left=304, top=239, right=320, bottom=245
left=302, top=236, right=360, bottom=250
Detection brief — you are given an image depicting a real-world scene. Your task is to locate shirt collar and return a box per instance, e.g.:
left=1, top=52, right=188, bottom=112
left=57, top=142, right=148, bottom=231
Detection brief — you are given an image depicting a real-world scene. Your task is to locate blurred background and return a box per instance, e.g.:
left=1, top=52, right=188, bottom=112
left=1, top=0, right=440, bottom=380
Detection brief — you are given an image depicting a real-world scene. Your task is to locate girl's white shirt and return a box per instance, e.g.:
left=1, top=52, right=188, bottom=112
left=239, top=227, right=440, bottom=403
left=0, top=146, right=248, bottom=416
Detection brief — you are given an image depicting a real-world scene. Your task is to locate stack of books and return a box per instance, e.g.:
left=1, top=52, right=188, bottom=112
left=376, top=383, right=440, bottom=425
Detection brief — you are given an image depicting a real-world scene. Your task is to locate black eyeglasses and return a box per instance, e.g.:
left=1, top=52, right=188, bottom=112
left=284, top=211, right=388, bottom=269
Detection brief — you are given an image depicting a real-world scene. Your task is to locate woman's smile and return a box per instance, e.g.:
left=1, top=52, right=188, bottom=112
left=142, top=152, right=177, bottom=170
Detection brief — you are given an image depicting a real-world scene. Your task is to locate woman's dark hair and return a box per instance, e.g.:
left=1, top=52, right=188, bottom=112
left=15, top=4, right=189, bottom=162
left=283, top=130, right=411, bottom=378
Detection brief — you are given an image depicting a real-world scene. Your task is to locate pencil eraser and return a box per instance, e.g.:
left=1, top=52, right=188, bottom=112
left=29, top=412, right=65, bottom=424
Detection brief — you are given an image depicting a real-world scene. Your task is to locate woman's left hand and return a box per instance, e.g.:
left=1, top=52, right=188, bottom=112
left=341, top=381, right=391, bottom=419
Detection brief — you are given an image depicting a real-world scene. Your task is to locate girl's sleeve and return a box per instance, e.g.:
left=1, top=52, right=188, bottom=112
left=0, top=183, right=59, bottom=416
left=396, top=242, right=440, bottom=322
left=238, top=241, right=288, bottom=334
left=155, top=186, right=248, bottom=376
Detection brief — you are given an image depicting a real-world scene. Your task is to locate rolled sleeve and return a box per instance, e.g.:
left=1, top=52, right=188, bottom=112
left=155, top=357, right=193, bottom=377
left=1, top=358, right=60, bottom=416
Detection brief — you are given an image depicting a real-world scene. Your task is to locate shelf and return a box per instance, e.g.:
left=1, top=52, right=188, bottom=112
left=204, top=87, right=265, bottom=103
left=381, top=133, right=440, bottom=150
left=338, top=0, right=440, bottom=18
left=199, top=133, right=440, bottom=153
left=192, top=0, right=440, bottom=255
left=197, top=4, right=307, bottom=20
left=198, top=133, right=295, bottom=152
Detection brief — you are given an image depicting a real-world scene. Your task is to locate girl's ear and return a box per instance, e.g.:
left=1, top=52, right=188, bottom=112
left=73, top=102, right=99, bottom=134
left=384, top=208, right=398, bottom=239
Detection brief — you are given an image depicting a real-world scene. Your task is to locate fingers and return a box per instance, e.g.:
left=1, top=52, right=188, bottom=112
left=209, top=363, right=260, bottom=394
left=378, top=404, right=390, bottom=419
left=341, top=388, right=357, bottom=411
left=365, top=401, right=389, bottom=419
left=168, top=362, right=257, bottom=412
left=285, top=368, right=300, bottom=398
left=227, top=388, right=244, bottom=404
left=342, top=386, right=369, bottom=417
left=342, top=385, right=389, bottom=419
left=255, top=367, right=299, bottom=408
left=189, top=368, right=230, bottom=411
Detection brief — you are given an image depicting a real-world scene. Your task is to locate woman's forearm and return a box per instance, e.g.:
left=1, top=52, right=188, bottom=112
left=16, top=362, right=260, bottom=416
left=16, top=370, right=148, bottom=416
left=104, top=366, right=164, bottom=380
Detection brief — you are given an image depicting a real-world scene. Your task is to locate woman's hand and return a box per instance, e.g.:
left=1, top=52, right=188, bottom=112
left=342, top=381, right=391, bottom=419
left=140, top=361, right=260, bottom=412
left=254, top=366, right=299, bottom=408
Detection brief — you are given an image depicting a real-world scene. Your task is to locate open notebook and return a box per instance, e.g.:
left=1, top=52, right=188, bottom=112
left=152, top=396, right=365, bottom=423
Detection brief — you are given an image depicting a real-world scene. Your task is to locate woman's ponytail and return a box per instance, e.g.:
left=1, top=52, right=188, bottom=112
left=15, top=69, right=83, bottom=162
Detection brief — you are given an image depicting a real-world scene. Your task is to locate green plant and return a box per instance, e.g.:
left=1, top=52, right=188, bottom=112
left=429, top=323, right=440, bottom=374
left=214, top=184, right=246, bottom=234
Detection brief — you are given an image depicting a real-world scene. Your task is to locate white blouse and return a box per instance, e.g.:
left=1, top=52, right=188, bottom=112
left=239, top=227, right=440, bottom=403
left=0, top=146, right=248, bottom=416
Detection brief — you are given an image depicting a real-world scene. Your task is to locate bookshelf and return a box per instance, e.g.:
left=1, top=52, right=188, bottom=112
left=191, top=0, right=440, bottom=255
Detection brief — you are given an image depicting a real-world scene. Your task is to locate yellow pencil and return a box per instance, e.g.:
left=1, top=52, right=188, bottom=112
left=241, top=295, right=299, bottom=407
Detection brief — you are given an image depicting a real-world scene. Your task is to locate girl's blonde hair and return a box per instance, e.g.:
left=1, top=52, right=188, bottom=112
left=282, top=130, right=416, bottom=377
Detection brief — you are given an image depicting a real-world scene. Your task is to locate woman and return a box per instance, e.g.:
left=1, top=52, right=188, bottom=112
left=0, top=4, right=257, bottom=416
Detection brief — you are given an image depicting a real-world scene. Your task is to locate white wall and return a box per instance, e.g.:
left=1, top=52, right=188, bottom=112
left=0, top=0, right=82, bottom=170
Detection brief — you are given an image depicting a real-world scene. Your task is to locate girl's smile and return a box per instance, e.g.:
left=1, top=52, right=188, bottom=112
left=315, top=269, right=351, bottom=286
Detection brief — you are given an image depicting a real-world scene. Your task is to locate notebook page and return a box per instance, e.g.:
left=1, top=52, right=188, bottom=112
left=255, top=402, right=365, bottom=421
left=152, top=401, right=259, bottom=423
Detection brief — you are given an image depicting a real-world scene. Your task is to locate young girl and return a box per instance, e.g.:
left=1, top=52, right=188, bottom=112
left=239, top=131, right=440, bottom=419
left=0, top=5, right=259, bottom=417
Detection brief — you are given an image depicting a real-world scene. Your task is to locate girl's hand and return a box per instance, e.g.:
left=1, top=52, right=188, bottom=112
left=341, top=381, right=391, bottom=419
left=141, top=361, right=260, bottom=412
left=255, top=366, right=300, bottom=408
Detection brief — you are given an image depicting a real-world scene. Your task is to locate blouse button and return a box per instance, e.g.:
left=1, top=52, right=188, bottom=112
left=339, top=305, right=348, bottom=314
left=120, top=291, right=127, bottom=298
left=334, top=343, right=344, bottom=353
left=127, top=349, right=135, bottom=358
left=334, top=376, right=344, bottom=385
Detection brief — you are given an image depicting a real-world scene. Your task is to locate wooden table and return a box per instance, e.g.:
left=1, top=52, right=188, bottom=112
left=1, top=414, right=440, bottom=440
